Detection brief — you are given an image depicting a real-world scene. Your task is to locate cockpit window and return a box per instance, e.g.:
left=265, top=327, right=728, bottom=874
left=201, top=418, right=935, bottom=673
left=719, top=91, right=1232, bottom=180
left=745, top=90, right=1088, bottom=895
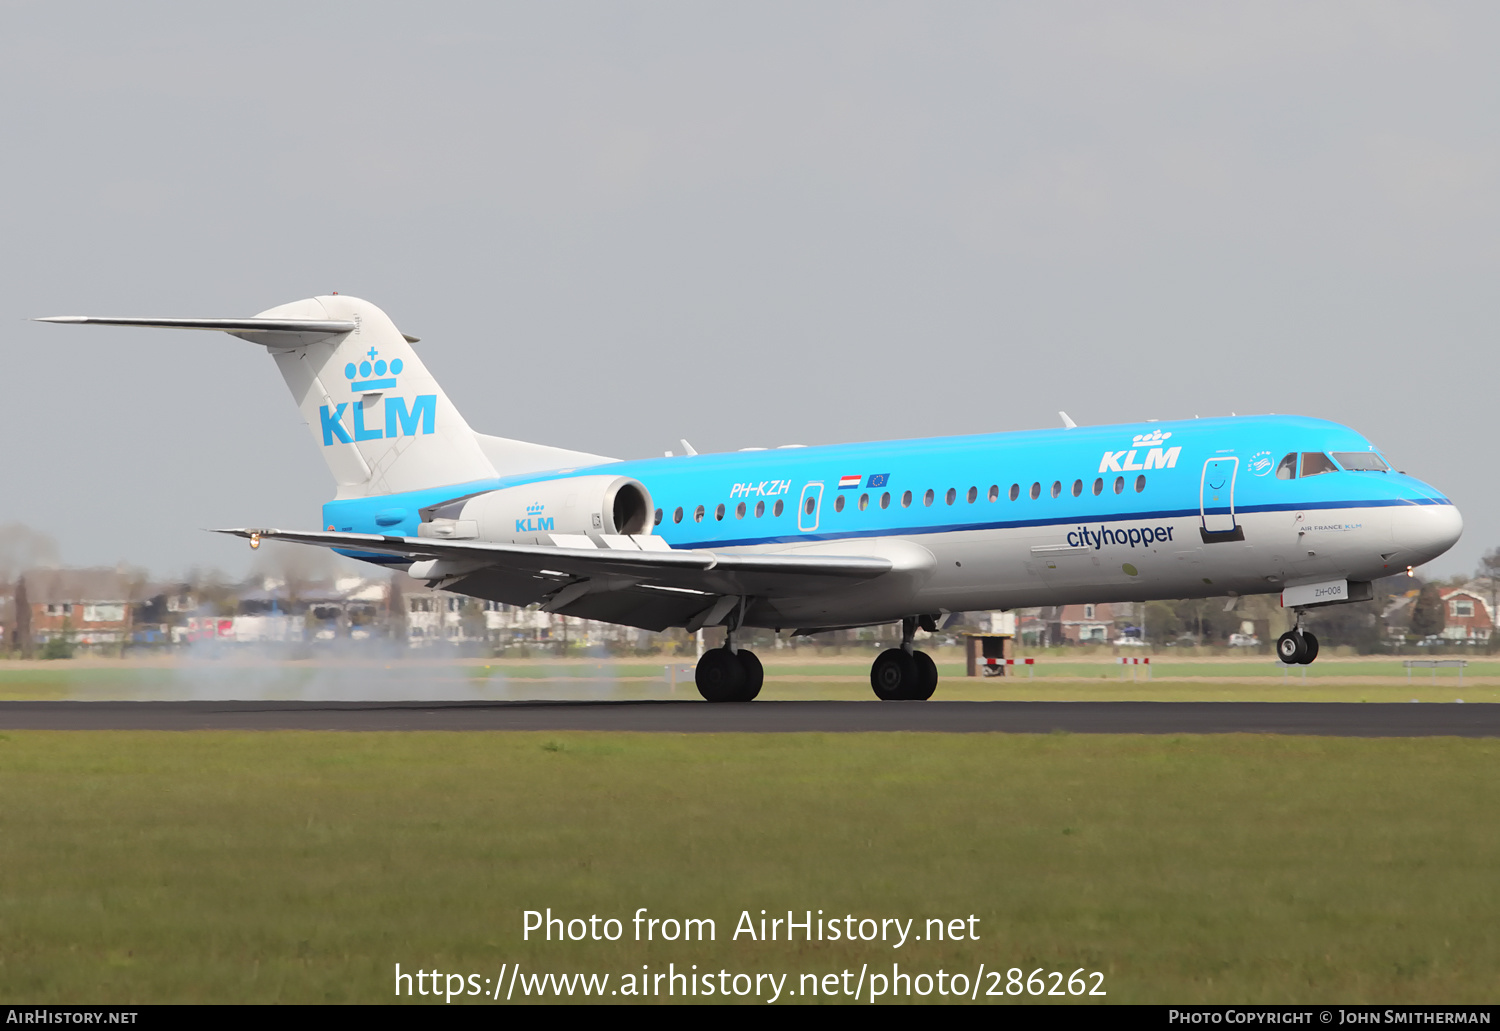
left=1333, top=452, right=1390, bottom=472
left=1276, top=453, right=1297, bottom=480
left=1300, top=452, right=1338, bottom=477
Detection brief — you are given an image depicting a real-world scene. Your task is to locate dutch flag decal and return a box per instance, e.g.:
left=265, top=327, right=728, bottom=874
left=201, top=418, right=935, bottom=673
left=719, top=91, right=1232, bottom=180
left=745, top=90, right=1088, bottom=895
left=838, top=475, right=862, bottom=490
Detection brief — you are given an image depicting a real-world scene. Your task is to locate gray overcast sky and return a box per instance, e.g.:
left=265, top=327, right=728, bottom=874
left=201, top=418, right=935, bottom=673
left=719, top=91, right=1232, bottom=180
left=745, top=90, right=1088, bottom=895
left=2, top=2, right=1496, bottom=581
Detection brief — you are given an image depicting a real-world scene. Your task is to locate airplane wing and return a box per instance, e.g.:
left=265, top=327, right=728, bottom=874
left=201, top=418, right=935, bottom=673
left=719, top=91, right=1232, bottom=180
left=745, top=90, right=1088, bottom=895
left=215, top=527, right=895, bottom=631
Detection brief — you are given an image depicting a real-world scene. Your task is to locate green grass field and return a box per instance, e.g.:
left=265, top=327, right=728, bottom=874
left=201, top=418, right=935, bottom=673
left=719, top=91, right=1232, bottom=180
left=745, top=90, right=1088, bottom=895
left=1, top=730, right=1496, bottom=1003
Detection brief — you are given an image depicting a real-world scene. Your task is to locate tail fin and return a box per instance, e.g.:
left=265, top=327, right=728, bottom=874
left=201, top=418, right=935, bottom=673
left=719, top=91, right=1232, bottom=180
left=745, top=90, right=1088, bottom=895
left=253, top=295, right=499, bottom=497
left=39, top=295, right=613, bottom=498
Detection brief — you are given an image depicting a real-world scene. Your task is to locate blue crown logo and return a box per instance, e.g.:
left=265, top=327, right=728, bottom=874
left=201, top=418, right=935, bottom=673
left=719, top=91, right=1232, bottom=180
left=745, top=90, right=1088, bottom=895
left=526, top=502, right=545, bottom=515
left=344, top=347, right=404, bottom=392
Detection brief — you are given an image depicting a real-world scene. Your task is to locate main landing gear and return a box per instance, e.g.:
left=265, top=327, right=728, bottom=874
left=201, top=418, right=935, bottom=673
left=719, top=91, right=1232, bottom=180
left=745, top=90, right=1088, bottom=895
left=694, top=606, right=764, bottom=702
left=870, top=616, right=939, bottom=701
left=694, top=645, right=763, bottom=702
left=1276, top=610, right=1320, bottom=665
left=694, top=646, right=763, bottom=702
left=693, top=612, right=943, bottom=702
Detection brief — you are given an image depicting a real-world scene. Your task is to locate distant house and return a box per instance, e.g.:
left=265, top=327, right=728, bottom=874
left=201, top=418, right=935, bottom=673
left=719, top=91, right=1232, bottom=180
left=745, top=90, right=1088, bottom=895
left=225, top=575, right=394, bottom=643
left=17, top=568, right=142, bottom=647
left=1438, top=588, right=1492, bottom=642
left=1055, top=602, right=1141, bottom=643
left=1057, top=603, right=1115, bottom=643
left=397, top=573, right=557, bottom=647
left=1015, top=607, right=1055, bottom=646
left=132, top=584, right=202, bottom=644
left=135, top=585, right=199, bottom=626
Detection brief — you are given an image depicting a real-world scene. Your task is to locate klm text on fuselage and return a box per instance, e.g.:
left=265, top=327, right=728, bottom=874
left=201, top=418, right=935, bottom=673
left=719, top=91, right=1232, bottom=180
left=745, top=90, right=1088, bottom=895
left=320, top=396, right=436, bottom=445
left=1098, top=446, right=1180, bottom=473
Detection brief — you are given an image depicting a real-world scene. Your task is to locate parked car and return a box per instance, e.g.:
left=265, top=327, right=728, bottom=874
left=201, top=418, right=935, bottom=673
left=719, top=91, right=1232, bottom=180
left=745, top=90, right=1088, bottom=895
left=1228, top=633, right=1260, bottom=647
left=1114, top=637, right=1145, bottom=646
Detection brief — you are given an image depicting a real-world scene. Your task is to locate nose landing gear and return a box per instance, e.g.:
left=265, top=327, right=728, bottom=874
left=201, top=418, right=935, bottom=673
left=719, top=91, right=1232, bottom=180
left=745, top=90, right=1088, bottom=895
left=1276, top=610, right=1319, bottom=665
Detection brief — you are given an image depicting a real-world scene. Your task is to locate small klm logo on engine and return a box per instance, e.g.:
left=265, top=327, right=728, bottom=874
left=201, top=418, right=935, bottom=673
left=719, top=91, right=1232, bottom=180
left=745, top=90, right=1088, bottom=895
left=516, top=502, right=553, bottom=533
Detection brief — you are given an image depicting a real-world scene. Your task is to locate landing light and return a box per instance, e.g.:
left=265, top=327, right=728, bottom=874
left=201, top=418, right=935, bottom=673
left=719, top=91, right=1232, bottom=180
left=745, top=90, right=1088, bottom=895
left=249, top=533, right=261, bottom=550
left=1407, top=565, right=1415, bottom=578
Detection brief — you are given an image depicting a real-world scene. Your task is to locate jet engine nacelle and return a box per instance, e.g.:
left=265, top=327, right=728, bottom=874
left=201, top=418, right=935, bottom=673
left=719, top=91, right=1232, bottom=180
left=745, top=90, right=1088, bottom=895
left=419, top=474, right=655, bottom=543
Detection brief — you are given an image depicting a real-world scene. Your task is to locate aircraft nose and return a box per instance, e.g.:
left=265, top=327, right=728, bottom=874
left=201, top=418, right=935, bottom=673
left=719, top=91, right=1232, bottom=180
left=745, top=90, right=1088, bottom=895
left=1391, top=502, right=1463, bottom=565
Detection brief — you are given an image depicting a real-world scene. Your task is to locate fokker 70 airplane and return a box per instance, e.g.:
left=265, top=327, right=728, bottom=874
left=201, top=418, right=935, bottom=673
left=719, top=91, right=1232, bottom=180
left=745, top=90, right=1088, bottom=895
left=39, top=295, right=1463, bottom=701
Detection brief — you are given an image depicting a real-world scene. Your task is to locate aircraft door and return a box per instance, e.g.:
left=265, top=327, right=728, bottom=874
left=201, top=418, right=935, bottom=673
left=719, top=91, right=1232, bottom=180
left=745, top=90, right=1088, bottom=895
left=798, top=482, right=824, bottom=532
left=1200, top=457, right=1240, bottom=538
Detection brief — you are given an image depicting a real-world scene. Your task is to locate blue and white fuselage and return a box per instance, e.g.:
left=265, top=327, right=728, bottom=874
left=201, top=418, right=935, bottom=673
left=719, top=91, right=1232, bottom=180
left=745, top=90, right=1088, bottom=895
left=321, top=413, right=1460, bottom=631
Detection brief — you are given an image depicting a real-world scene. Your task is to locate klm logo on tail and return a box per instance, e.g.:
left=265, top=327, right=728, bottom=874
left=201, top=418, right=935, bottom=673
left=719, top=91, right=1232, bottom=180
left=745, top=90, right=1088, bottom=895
left=319, top=347, right=436, bottom=445
left=516, top=502, right=553, bottom=533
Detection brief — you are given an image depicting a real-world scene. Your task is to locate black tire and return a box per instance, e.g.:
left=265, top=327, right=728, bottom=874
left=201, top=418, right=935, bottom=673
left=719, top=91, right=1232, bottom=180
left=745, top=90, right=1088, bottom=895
left=736, top=649, right=764, bottom=701
left=871, top=648, right=918, bottom=701
left=696, top=647, right=746, bottom=702
left=1298, top=632, right=1319, bottom=665
left=909, top=650, right=938, bottom=701
left=1276, top=631, right=1306, bottom=665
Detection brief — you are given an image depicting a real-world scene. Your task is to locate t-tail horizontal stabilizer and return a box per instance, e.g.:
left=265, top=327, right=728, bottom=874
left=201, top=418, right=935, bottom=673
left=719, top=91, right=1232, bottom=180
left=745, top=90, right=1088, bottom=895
left=34, top=295, right=609, bottom=497
left=33, top=315, right=369, bottom=348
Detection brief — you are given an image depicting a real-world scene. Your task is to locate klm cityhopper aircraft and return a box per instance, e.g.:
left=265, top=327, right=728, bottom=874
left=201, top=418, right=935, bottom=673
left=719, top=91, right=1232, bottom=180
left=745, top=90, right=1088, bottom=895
left=39, top=296, right=1463, bottom=701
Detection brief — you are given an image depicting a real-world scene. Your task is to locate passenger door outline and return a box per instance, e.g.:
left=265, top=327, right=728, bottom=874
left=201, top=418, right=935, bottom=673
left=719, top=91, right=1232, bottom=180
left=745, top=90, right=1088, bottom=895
left=1199, top=457, right=1244, bottom=542
left=798, top=481, right=824, bottom=532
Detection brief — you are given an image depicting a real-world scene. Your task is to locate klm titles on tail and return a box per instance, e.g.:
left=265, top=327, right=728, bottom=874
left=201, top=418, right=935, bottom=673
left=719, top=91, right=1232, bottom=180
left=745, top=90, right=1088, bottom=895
left=320, top=395, right=436, bottom=445
left=318, top=349, right=437, bottom=446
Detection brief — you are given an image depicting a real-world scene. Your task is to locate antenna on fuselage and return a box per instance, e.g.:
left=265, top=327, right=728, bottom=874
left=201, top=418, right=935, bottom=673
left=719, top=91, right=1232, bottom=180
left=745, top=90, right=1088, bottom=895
left=1058, top=411, right=1077, bottom=429
left=679, top=439, right=699, bottom=456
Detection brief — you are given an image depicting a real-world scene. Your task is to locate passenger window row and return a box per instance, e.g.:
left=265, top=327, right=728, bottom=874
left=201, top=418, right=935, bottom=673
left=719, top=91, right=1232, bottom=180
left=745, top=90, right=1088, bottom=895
left=660, top=498, right=788, bottom=525
left=652, top=473, right=1150, bottom=527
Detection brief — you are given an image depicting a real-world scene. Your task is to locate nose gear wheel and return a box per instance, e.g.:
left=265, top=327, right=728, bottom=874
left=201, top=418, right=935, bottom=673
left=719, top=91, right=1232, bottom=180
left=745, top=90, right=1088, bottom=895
left=1276, top=630, right=1319, bottom=665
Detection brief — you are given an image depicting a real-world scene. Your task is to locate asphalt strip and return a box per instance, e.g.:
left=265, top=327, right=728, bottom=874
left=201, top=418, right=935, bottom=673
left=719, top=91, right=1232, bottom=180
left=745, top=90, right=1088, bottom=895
left=0, top=700, right=1496, bottom=735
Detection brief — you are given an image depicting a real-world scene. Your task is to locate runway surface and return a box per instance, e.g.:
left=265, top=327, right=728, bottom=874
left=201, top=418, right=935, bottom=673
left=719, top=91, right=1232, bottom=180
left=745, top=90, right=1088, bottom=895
left=1, top=700, right=1497, bottom=735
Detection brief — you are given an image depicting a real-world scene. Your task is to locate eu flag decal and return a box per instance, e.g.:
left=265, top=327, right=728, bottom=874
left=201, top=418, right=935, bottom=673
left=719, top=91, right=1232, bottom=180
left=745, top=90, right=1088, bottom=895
left=866, top=473, right=890, bottom=488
